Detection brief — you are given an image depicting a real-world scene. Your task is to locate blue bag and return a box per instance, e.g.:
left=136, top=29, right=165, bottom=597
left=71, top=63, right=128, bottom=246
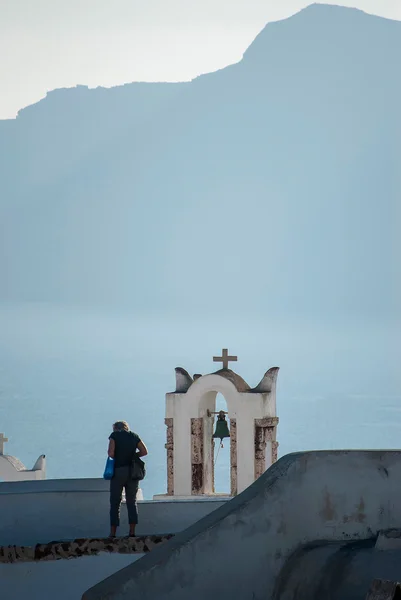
left=103, top=457, right=115, bottom=480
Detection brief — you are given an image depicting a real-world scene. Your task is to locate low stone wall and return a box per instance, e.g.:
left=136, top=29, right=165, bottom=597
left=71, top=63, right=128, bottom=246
left=0, top=478, right=227, bottom=546
left=0, top=534, right=173, bottom=564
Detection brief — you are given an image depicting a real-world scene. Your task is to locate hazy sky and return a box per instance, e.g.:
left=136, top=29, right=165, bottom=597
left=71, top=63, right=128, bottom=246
left=0, top=0, right=400, bottom=119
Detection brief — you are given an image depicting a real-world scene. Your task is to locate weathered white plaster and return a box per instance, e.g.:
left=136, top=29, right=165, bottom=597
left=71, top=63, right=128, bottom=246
left=165, top=367, right=279, bottom=496
left=83, top=451, right=401, bottom=600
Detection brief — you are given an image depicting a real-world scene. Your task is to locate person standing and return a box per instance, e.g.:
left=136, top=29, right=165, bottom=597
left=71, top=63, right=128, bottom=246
left=107, top=420, right=148, bottom=538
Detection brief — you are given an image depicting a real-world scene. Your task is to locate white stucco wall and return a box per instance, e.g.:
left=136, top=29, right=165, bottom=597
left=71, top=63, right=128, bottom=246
left=82, top=451, right=401, bottom=600
left=0, top=554, right=143, bottom=600
left=0, top=478, right=228, bottom=546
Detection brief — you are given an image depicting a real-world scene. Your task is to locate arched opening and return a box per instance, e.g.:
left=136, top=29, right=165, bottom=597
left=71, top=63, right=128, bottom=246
left=213, top=393, right=231, bottom=494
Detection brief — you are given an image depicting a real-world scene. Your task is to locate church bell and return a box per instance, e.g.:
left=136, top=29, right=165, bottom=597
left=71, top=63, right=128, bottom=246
left=213, top=411, right=230, bottom=442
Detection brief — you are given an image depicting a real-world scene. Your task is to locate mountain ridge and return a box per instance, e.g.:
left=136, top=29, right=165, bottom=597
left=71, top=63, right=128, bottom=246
left=2, top=3, right=397, bottom=124
left=0, top=3, right=400, bottom=321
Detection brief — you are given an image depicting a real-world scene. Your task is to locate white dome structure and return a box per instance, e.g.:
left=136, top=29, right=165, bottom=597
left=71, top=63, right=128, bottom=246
left=0, top=433, right=46, bottom=482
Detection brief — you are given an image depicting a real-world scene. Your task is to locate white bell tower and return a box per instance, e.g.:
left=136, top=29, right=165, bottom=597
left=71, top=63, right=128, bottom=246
left=155, top=350, right=279, bottom=499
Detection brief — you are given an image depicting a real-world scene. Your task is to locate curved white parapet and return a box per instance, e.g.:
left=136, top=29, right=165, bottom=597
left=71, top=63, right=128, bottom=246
left=174, top=368, right=193, bottom=393
left=0, top=454, right=46, bottom=482
left=32, top=455, right=46, bottom=473
left=252, top=366, right=280, bottom=393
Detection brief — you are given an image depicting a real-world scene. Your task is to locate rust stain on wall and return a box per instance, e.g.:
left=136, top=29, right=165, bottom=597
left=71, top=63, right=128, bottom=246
left=191, top=418, right=204, bottom=494
left=192, top=464, right=203, bottom=494
left=319, top=488, right=337, bottom=521
left=254, top=425, right=267, bottom=480
left=230, top=419, right=237, bottom=496
left=165, top=418, right=174, bottom=495
left=254, top=418, right=279, bottom=481
left=342, top=497, right=367, bottom=524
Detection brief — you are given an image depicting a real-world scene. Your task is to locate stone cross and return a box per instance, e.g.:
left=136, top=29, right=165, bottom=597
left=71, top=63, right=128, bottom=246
left=213, top=348, right=238, bottom=370
left=0, top=433, right=8, bottom=455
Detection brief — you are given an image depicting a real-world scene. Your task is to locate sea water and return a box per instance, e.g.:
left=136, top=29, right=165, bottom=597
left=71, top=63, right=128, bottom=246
left=0, top=303, right=400, bottom=499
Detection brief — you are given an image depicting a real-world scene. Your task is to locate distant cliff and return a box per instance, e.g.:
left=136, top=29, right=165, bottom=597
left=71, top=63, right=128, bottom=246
left=1, top=4, right=400, bottom=320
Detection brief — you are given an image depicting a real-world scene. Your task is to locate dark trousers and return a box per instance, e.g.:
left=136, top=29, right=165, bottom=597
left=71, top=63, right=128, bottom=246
left=110, top=465, right=139, bottom=526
